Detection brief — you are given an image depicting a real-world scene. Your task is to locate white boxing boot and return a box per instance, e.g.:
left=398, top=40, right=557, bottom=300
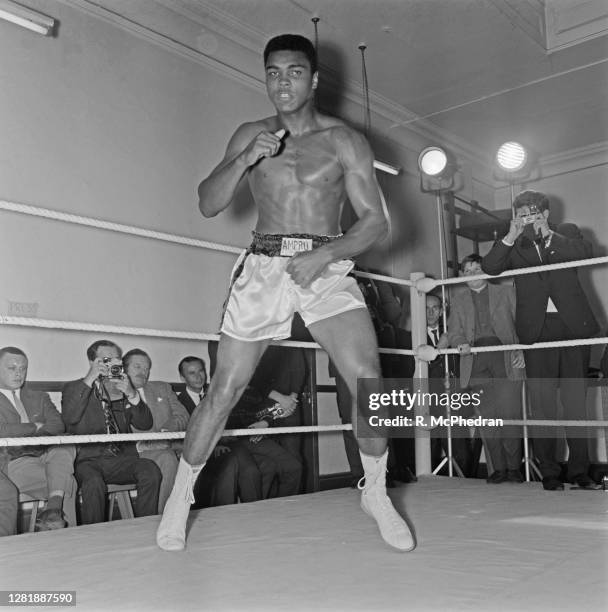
left=359, top=450, right=416, bottom=552
left=156, top=457, right=204, bottom=551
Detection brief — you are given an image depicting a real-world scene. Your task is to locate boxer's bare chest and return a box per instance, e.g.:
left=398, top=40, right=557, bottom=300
left=250, top=132, right=344, bottom=197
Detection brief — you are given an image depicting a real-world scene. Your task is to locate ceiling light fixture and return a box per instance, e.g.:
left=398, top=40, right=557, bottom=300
left=0, top=0, right=55, bottom=36
left=373, top=160, right=400, bottom=176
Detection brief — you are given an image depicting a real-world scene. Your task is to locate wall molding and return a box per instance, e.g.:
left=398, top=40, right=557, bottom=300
left=538, top=140, right=608, bottom=179
left=57, top=0, right=490, bottom=180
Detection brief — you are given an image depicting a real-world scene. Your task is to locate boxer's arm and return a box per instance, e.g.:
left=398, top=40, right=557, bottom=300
left=285, top=128, right=388, bottom=287
left=198, top=123, right=285, bottom=217
left=321, top=128, right=388, bottom=261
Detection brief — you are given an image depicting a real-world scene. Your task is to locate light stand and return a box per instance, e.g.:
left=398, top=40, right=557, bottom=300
left=418, top=147, right=464, bottom=478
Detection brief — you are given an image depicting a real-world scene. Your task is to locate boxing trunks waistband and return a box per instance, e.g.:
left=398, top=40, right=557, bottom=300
left=248, top=231, right=342, bottom=257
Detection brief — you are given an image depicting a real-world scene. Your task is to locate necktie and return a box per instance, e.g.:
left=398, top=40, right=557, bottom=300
left=431, top=329, right=439, bottom=347
left=11, top=391, right=29, bottom=423
left=101, top=400, right=121, bottom=455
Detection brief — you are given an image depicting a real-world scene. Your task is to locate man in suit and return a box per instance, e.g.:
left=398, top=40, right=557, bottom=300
left=62, top=340, right=161, bottom=523
left=208, top=342, right=301, bottom=498
left=0, top=346, right=76, bottom=530
left=482, top=190, right=600, bottom=490
left=123, top=349, right=190, bottom=512
left=447, top=255, right=525, bottom=483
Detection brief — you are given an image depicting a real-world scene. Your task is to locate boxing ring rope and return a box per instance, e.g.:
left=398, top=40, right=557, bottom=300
left=0, top=200, right=411, bottom=287
left=2, top=198, right=608, bottom=480
left=0, top=425, right=353, bottom=448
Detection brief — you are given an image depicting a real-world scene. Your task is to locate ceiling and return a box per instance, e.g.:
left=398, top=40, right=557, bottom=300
left=183, top=0, right=608, bottom=168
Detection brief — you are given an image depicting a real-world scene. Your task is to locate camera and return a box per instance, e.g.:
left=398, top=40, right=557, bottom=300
left=102, top=357, right=124, bottom=378
left=521, top=205, right=541, bottom=225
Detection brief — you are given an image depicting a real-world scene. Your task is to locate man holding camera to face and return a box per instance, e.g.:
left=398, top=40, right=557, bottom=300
left=62, top=340, right=161, bottom=523
left=482, top=190, right=599, bottom=491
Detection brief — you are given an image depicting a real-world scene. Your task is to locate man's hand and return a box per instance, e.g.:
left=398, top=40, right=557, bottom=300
left=457, top=343, right=472, bottom=355
left=241, top=128, right=286, bottom=167
left=505, top=218, right=525, bottom=243
left=213, top=444, right=231, bottom=458
left=268, top=391, right=298, bottom=419
left=533, top=215, right=551, bottom=239
left=511, top=350, right=525, bottom=369
left=84, top=358, right=108, bottom=387
left=115, top=376, right=138, bottom=402
left=286, top=248, right=333, bottom=288
left=248, top=420, right=269, bottom=444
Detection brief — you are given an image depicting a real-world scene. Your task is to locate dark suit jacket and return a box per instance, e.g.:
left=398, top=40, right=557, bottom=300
left=0, top=386, right=65, bottom=470
left=482, top=224, right=599, bottom=344
left=177, top=390, right=198, bottom=416
left=62, top=379, right=153, bottom=461
left=447, top=283, right=525, bottom=388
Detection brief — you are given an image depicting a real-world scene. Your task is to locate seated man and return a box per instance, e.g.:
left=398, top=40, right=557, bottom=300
left=177, top=355, right=264, bottom=505
left=123, top=349, right=189, bottom=513
left=241, top=344, right=307, bottom=463
left=208, top=343, right=301, bottom=499
left=62, top=340, right=161, bottom=523
left=0, top=346, right=76, bottom=531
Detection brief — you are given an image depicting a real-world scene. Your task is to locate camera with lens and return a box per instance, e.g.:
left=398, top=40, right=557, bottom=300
left=521, top=205, right=541, bottom=225
left=102, top=357, right=124, bottom=378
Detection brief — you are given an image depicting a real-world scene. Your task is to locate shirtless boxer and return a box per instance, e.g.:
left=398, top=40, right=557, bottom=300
left=157, top=34, right=415, bottom=552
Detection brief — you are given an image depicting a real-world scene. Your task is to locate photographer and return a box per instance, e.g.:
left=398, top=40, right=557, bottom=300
left=62, top=340, right=161, bottom=523
left=482, top=190, right=600, bottom=491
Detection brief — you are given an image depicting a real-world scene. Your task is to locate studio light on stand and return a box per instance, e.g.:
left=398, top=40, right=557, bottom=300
left=418, top=146, right=463, bottom=478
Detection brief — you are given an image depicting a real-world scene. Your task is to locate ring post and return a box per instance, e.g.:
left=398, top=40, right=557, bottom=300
left=410, top=272, right=431, bottom=475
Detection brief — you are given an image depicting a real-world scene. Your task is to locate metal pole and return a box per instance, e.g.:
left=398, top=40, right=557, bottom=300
left=436, top=191, right=458, bottom=477
left=410, top=272, right=431, bottom=475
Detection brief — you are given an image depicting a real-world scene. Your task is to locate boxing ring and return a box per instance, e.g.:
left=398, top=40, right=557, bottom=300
left=1, top=478, right=606, bottom=611
left=1, top=200, right=608, bottom=611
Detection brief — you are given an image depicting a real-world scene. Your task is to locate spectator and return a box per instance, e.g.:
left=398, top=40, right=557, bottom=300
left=208, top=342, right=299, bottom=499
left=447, top=255, right=525, bottom=483
left=175, top=355, right=246, bottom=508
left=176, top=356, right=209, bottom=416
left=62, top=340, right=161, bottom=523
left=244, top=345, right=307, bottom=463
left=406, top=295, right=474, bottom=477
left=482, top=190, right=600, bottom=490
left=0, top=346, right=76, bottom=530
left=123, top=349, right=189, bottom=512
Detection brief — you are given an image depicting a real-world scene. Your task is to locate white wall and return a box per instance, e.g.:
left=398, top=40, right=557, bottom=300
left=0, top=0, right=271, bottom=380
left=2, top=1, right=605, bottom=387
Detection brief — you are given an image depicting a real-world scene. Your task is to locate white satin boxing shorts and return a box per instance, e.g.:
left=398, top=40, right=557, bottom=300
left=220, top=232, right=367, bottom=341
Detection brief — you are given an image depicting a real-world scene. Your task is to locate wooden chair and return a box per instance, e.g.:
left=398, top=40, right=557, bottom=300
left=18, top=493, right=47, bottom=533
left=106, top=483, right=136, bottom=520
